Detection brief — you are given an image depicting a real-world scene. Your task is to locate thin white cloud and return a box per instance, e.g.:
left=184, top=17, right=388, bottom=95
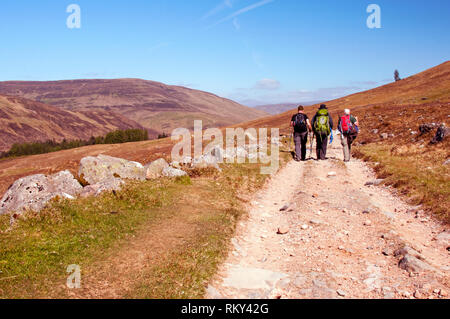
left=208, top=0, right=275, bottom=28
left=254, top=79, right=280, bottom=90
left=202, top=0, right=234, bottom=20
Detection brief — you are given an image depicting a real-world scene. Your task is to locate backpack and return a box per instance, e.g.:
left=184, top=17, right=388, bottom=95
left=293, top=114, right=308, bottom=132
left=340, top=115, right=358, bottom=135
left=314, top=109, right=330, bottom=135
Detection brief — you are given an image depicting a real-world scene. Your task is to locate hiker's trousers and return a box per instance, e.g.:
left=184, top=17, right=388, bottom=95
left=294, top=132, right=308, bottom=161
left=341, top=133, right=357, bottom=162
left=315, top=133, right=329, bottom=160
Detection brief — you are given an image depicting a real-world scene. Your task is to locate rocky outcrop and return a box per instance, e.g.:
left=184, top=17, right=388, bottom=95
left=431, top=124, right=449, bottom=144
left=79, top=178, right=124, bottom=198
left=144, top=158, right=170, bottom=179
left=162, top=166, right=188, bottom=177
left=192, top=154, right=221, bottom=170
left=79, top=154, right=145, bottom=185
left=0, top=170, right=82, bottom=217
left=419, top=123, right=437, bottom=134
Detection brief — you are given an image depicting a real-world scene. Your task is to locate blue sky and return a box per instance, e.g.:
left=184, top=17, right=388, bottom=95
left=0, top=0, right=449, bottom=106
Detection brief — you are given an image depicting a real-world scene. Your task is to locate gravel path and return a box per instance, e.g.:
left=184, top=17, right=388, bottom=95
left=207, top=142, right=450, bottom=299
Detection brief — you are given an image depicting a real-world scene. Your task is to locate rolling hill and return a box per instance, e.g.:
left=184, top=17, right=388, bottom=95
left=0, top=79, right=268, bottom=134
left=0, top=94, right=150, bottom=152
left=240, top=61, right=450, bottom=136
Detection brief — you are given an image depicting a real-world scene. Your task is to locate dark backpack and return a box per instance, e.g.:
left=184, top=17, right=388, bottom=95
left=293, top=114, right=308, bottom=132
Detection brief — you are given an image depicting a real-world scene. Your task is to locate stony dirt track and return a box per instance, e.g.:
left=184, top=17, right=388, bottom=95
left=207, top=142, right=449, bottom=299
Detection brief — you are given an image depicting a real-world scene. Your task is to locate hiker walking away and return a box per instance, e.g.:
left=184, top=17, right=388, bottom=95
left=338, top=109, right=359, bottom=162
left=312, top=104, right=334, bottom=160
left=291, top=105, right=312, bottom=161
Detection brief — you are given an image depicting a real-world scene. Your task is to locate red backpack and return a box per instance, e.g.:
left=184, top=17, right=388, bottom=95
left=340, top=115, right=355, bottom=134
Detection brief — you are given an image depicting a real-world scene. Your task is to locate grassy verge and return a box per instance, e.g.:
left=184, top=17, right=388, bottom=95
left=354, top=143, right=449, bottom=223
left=0, top=150, right=289, bottom=298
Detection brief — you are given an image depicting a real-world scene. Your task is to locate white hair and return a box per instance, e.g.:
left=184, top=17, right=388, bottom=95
left=344, top=109, right=350, bottom=115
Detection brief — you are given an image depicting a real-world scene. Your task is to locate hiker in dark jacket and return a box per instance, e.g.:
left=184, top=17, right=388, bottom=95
left=338, top=109, right=359, bottom=162
left=312, top=104, right=333, bottom=160
left=291, top=105, right=312, bottom=161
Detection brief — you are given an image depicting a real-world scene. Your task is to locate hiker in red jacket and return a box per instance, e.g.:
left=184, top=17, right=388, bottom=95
left=338, top=109, right=359, bottom=162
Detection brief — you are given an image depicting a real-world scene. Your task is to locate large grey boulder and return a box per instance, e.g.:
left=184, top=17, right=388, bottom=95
left=162, top=166, right=188, bottom=177
left=144, top=158, right=169, bottom=179
left=79, top=178, right=124, bottom=198
left=192, top=154, right=221, bottom=170
left=79, top=154, right=145, bottom=185
left=0, top=170, right=82, bottom=217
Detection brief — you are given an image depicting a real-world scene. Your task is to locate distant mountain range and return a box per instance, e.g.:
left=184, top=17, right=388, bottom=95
left=0, top=79, right=268, bottom=136
left=253, top=102, right=321, bottom=115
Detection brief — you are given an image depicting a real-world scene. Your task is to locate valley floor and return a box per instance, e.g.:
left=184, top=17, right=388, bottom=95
left=207, top=143, right=449, bottom=299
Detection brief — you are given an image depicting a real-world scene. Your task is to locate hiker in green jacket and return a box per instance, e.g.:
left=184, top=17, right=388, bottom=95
left=312, top=104, right=334, bottom=160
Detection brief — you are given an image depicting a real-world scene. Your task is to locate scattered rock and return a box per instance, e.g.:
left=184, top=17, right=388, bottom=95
left=162, top=166, right=187, bottom=177
left=419, top=124, right=436, bottom=134
left=398, top=254, right=434, bottom=273
left=309, top=219, right=322, bottom=226
left=364, top=179, right=383, bottom=186
left=79, top=155, right=145, bottom=185
left=380, top=133, right=388, bottom=139
left=327, top=171, right=337, bottom=178
left=430, top=123, right=449, bottom=144
left=279, top=203, right=290, bottom=212
left=144, top=158, right=169, bottom=179
left=277, top=227, right=289, bottom=235
left=80, top=178, right=124, bottom=198
left=382, top=247, right=392, bottom=256
left=440, top=289, right=448, bottom=297
left=394, top=246, right=422, bottom=259
left=0, top=171, right=82, bottom=217
left=364, top=220, right=372, bottom=226
left=192, top=154, right=221, bottom=170
left=444, top=159, right=450, bottom=166
left=301, top=224, right=309, bottom=230
left=336, top=289, right=346, bottom=297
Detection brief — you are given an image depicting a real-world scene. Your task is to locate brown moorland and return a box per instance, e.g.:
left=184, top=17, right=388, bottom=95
left=0, top=78, right=268, bottom=135
left=0, top=94, right=155, bottom=152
